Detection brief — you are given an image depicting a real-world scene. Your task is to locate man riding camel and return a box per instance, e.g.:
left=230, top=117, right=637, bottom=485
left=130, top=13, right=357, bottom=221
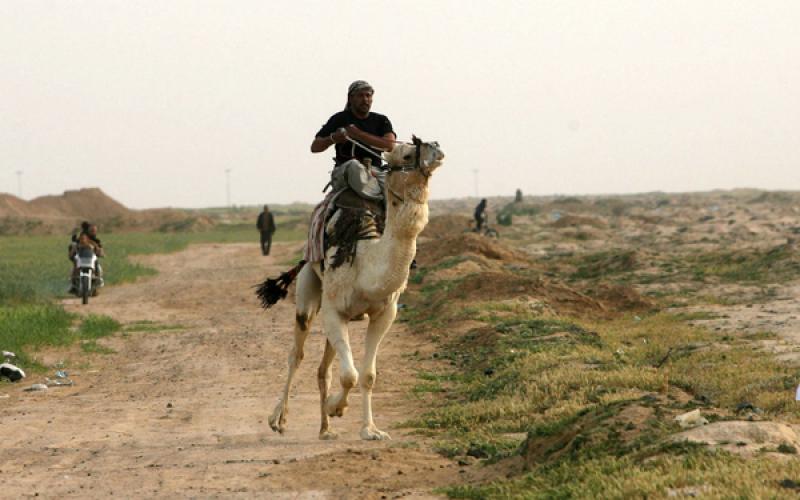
left=304, top=81, right=398, bottom=265
left=311, top=80, right=396, bottom=169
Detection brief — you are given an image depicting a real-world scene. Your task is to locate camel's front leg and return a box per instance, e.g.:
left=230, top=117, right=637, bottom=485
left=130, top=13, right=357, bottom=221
left=322, top=306, right=358, bottom=419
left=359, top=300, right=397, bottom=440
left=317, top=339, right=337, bottom=440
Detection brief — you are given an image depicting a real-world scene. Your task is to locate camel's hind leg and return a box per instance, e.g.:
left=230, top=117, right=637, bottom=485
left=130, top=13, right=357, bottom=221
left=359, top=298, right=397, bottom=440
left=269, top=264, right=320, bottom=434
left=317, top=339, right=337, bottom=440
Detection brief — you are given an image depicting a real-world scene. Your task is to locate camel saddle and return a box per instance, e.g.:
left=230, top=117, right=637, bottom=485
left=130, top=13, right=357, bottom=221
left=323, top=189, right=386, bottom=270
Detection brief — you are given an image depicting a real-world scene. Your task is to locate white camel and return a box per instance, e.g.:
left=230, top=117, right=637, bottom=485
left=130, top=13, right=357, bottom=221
left=265, top=138, right=445, bottom=440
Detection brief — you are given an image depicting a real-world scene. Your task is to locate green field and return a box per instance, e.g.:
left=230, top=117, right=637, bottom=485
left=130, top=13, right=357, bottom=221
left=0, top=220, right=306, bottom=371
left=0, top=221, right=305, bottom=305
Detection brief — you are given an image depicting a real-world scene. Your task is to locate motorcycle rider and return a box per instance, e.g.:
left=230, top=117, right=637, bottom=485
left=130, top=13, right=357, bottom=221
left=68, top=222, right=104, bottom=293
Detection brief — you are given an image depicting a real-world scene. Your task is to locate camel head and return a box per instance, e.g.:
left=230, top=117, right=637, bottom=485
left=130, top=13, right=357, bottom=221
left=382, top=136, right=445, bottom=178
left=381, top=137, right=445, bottom=237
left=382, top=137, right=445, bottom=204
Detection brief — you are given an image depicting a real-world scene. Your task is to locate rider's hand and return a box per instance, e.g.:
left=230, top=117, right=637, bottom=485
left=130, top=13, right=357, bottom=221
left=345, top=124, right=363, bottom=139
left=331, top=127, right=348, bottom=144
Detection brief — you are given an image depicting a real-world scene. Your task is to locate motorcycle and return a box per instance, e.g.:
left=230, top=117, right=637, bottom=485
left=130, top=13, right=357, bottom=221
left=72, top=245, right=104, bottom=304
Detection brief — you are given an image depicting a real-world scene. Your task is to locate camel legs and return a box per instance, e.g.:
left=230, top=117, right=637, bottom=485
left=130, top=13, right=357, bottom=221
left=359, top=300, right=396, bottom=440
left=269, top=265, right=320, bottom=434
left=322, top=306, right=358, bottom=421
left=317, top=339, right=337, bottom=439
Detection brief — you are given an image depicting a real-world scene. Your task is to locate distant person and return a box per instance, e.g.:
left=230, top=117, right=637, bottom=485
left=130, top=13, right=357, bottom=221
left=257, top=205, right=276, bottom=256
left=515, top=188, right=523, bottom=203
left=474, top=199, right=487, bottom=231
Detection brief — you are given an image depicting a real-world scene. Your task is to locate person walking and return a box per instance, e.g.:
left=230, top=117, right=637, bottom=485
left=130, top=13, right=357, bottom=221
left=257, top=205, right=276, bottom=256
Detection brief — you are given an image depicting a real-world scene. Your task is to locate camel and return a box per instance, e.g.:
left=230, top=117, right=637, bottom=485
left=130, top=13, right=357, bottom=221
left=260, top=138, right=445, bottom=440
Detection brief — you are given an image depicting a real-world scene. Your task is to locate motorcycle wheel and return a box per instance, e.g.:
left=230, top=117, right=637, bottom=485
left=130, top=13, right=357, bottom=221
left=81, top=276, right=90, bottom=305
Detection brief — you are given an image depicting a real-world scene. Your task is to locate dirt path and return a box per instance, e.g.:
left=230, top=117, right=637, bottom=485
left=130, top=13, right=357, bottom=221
left=1, top=242, right=458, bottom=499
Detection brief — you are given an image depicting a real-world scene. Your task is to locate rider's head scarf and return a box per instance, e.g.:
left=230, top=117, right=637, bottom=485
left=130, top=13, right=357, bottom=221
left=345, top=80, right=374, bottom=110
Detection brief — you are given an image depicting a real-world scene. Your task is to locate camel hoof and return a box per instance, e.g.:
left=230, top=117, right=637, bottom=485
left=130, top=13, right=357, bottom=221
left=324, top=396, right=348, bottom=418
left=327, top=406, right=347, bottom=418
left=360, top=427, right=391, bottom=441
left=319, top=430, right=339, bottom=440
left=268, top=413, right=286, bottom=434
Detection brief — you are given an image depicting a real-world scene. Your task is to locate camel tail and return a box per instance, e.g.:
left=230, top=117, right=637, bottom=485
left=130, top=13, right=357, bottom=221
left=254, top=260, right=307, bottom=309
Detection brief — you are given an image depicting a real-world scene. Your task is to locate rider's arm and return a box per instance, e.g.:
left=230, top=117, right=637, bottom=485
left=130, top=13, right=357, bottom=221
left=310, top=129, right=348, bottom=153
left=344, top=125, right=396, bottom=151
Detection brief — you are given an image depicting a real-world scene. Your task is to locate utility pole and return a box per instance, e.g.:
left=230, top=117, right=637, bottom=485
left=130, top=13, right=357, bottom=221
left=15, top=170, right=23, bottom=197
left=225, top=168, right=232, bottom=208
left=472, top=169, right=479, bottom=198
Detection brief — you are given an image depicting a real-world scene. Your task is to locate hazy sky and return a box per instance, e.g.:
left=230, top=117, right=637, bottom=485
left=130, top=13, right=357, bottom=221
left=1, top=1, right=798, bottom=209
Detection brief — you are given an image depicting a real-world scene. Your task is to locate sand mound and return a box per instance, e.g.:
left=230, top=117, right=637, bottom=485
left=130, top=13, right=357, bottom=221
left=421, top=214, right=473, bottom=238
left=0, top=188, right=217, bottom=235
left=430, top=271, right=607, bottom=317
left=0, top=194, right=31, bottom=217
left=0, top=187, right=131, bottom=218
left=591, top=284, right=657, bottom=312
left=522, top=396, right=660, bottom=468
left=27, top=188, right=131, bottom=218
left=418, top=232, right=526, bottom=266
left=549, top=214, right=607, bottom=229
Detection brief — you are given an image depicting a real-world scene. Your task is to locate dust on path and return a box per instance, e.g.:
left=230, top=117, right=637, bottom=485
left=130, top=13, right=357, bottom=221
left=1, top=242, right=458, bottom=499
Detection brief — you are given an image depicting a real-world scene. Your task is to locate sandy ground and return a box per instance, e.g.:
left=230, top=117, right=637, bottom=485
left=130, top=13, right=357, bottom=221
left=0, top=242, right=462, bottom=499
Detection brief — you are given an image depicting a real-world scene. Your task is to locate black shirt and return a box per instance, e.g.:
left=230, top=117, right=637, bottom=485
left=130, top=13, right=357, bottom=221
left=316, top=109, right=394, bottom=166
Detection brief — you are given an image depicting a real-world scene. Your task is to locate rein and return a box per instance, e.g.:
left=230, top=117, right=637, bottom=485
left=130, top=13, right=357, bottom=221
left=344, top=136, right=429, bottom=177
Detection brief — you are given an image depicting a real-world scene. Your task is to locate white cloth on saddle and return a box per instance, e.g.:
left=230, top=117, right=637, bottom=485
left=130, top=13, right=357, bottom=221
left=304, top=188, right=345, bottom=263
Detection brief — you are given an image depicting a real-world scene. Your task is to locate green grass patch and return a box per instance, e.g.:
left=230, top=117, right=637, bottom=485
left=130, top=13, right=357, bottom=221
left=80, top=340, right=116, bottom=355
left=0, top=306, right=121, bottom=370
left=686, top=244, right=800, bottom=284
left=404, top=298, right=800, bottom=496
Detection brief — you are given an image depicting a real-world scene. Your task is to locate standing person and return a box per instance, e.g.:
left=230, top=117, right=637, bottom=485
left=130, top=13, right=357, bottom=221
left=474, top=199, right=488, bottom=231
left=257, top=205, right=276, bottom=256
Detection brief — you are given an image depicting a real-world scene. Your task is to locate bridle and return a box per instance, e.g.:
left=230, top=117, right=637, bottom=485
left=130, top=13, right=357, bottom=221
left=345, top=135, right=430, bottom=178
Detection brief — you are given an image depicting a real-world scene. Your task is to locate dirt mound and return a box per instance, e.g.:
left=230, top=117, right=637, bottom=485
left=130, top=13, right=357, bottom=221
left=591, top=284, right=657, bottom=312
left=522, top=395, right=663, bottom=469
left=0, top=189, right=218, bottom=235
left=28, top=188, right=131, bottom=218
left=572, top=250, right=639, bottom=280
left=549, top=214, right=607, bottom=229
left=421, top=214, right=473, bottom=238
left=156, top=214, right=216, bottom=233
left=431, top=271, right=607, bottom=318
left=418, top=232, right=527, bottom=267
left=0, top=193, right=31, bottom=217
